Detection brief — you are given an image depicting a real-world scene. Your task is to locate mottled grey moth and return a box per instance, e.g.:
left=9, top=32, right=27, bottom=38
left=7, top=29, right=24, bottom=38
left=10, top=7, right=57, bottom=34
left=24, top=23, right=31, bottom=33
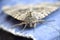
left=2, top=3, right=60, bottom=28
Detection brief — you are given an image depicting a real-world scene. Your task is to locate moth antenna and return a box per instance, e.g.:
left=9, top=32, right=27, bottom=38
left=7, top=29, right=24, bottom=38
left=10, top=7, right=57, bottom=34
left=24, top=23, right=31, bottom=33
left=39, top=20, right=55, bottom=24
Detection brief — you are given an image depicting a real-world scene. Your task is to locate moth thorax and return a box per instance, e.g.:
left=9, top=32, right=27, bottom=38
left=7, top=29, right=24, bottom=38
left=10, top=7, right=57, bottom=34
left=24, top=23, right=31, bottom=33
left=25, top=11, right=37, bottom=24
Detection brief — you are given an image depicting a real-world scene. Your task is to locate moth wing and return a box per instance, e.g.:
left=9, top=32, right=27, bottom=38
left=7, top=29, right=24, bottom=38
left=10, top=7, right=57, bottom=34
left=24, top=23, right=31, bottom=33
left=32, top=4, right=59, bottom=20
left=2, top=6, right=29, bottom=20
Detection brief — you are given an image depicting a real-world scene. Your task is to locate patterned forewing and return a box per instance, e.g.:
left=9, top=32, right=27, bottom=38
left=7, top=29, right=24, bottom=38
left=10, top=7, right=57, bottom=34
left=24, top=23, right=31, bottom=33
left=3, top=6, right=30, bottom=20
left=31, top=5, right=58, bottom=20
left=2, top=4, right=59, bottom=21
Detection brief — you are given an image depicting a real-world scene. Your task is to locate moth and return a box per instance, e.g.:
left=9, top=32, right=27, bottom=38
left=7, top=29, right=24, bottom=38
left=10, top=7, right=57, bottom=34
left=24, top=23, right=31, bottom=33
left=2, top=3, right=60, bottom=29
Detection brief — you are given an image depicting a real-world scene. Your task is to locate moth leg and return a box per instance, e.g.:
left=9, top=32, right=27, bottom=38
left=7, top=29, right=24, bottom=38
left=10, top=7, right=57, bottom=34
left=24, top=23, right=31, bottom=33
left=40, top=19, right=55, bottom=22
left=30, top=23, right=33, bottom=27
left=33, top=23, right=36, bottom=32
left=38, top=20, right=55, bottom=25
left=20, top=24, right=27, bottom=33
left=11, top=22, right=26, bottom=28
left=34, top=23, right=36, bottom=27
left=46, top=20, right=55, bottom=22
left=38, top=20, right=45, bottom=24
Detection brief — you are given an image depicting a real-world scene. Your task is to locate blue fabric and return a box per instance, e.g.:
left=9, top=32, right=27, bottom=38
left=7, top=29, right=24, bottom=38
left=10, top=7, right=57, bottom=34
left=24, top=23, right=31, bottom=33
left=0, top=0, right=60, bottom=40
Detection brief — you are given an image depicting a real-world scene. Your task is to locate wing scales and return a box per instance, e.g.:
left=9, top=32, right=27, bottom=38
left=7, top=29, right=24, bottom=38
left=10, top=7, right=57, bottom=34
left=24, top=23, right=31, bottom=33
left=31, top=5, right=59, bottom=19
left=2, top=3, right=59, bottom=20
